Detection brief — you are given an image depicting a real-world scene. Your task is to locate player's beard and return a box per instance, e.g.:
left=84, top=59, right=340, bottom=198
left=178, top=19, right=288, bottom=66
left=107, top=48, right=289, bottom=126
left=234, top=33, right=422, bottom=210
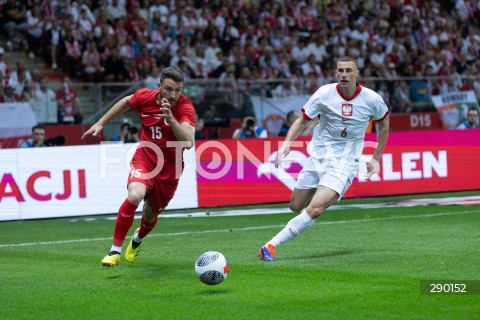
left=169, top=99, right=178, bottom=108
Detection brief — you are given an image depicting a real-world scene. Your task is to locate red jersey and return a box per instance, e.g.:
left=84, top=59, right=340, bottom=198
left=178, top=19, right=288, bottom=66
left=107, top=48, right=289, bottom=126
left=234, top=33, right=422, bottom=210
left=129, top=88, right=196, bottom=180
left=56, top=86, right=78, bottom=122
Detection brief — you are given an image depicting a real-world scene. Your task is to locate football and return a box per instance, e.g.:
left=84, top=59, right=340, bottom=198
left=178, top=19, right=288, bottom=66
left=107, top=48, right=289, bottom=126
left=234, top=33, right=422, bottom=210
left=195, top=251, right=230, bottom=285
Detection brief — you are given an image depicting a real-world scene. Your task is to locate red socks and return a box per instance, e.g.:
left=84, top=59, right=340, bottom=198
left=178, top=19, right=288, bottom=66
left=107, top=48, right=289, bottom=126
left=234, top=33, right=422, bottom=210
left=138, top=215, right=158, bottom=239
left=112, top=199, right=138, bottom=247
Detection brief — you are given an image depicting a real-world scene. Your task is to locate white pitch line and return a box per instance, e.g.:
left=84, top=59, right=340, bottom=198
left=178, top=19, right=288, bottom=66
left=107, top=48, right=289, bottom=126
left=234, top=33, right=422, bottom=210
left=0, top=210, right=477, bottom=248
left=67, top=195, right=480, bottom=221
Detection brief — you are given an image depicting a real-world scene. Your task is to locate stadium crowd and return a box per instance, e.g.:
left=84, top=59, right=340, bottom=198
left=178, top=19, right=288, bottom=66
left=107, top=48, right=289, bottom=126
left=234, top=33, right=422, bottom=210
left=1, top=0, right=480, bottom=120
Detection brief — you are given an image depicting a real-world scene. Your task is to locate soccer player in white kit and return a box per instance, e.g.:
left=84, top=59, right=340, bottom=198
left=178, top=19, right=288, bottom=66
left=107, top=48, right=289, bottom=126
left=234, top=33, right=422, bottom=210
left=259, top=56, right=390, bottom=261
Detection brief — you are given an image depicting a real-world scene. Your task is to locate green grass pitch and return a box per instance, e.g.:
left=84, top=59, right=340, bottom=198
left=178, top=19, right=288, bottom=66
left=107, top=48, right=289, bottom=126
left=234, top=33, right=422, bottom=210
left=1, top=192, right=479, bottom=320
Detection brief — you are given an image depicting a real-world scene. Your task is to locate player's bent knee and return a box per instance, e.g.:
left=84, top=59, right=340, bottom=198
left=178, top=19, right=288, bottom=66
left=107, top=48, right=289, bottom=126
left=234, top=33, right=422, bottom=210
left=307, top=206, right=327, bottom=219
left=289, top=202, right=304, bottom=213
left=127, top=190, right=145, bottom=205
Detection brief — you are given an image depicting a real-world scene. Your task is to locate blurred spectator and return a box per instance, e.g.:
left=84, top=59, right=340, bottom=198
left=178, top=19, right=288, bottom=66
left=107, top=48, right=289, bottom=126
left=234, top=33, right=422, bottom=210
left=26, top=5, right=44, bottom=59
left=301, top=54, right=323, bottom=79
left=279, top=110, right=300, bottom=137
left=220, top=17, right=240, bottom=52
left=34, top=77, right=57, bottom=124
left=104, top=48, right=128, bottom=83
left=147, top=10, right=162, bottom=34
left=144, top=66, right=161, bottom=89
left=111, top=122, right=131, bottom=142
left=439, top=78, right=460, bottom=95
left=56, top=77, right=83, bottom=124
left=123, top=5, right=148, bottom=39
left=2, top=0, right=28, bottom=51
left=449, top=64, right=464, bottom=90
left=170, top=46, right=189, bottom=68
left=292, top=40, right=310, bottom=65
left=370, top=44, right=387, bottom=68
left=0, top=47, right=9, bottom=77
left=18, top=125, right=46, bottom=148
left=125, top=59, right=141, bottom=83
left=77, top=8, right=95, bottom=42
left=0, top=82, right=20, bottom=102
left=124, top=126, right=140, bottom=143
left=0, top=73, right=5, bottom=94
left=107, top=0, right=127, bottom=22
left=8, top=61, right=32, bottom=97
left=150, top=24, right=173, bottom=54
left=384, top=62, right=399, bottom=103
left=209, top=54, right=230, bottom=79
left=195, top=117, right=208, bottom=140
left=259, top=55, right=279, bottom=79
left=232, top=115, right=267, bottom=139
left=82, top=40, right=103, bottom=83
left=188, top=46, right=207, bottom=76
left=409, top=70, right=432, bottom=109
left=29, top=69, right=42, bottom=91
left=43, top=18, right=63, bottom=70
left=119, top=34, right=136, bottom=60
left=149, top=0, right=169, bottom=23
left=456, top=107, right=479, bottom=129
left=135, top=46, right=155, bottom=73
left=455, top=0, right=477, bottom=24
left=350, top=22, right=370, bottom=45
left=205, top=38, right=222, bottom=73
left=295, top=3, right=319, bottom=34
left=460, top=67, right=480, bottom=101
left=20, top=80, right=35, bottom=103
left=272, top=78, right=299, bottom=98
left=427, top=50, right=444, bottom=74
left=307, top=33, right=329, bottom=64
left=61, top=27, right=82, bottom=77
left=195, top=113, right=222, bottom=140
left=392, top=81, right=413, bottom=113
left=190, top=62, right=209, bottom=79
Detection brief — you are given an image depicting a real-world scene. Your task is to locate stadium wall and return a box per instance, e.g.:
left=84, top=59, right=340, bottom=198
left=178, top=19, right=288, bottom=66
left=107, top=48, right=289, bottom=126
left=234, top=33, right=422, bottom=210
left=1, top=130, right=479, bottom=221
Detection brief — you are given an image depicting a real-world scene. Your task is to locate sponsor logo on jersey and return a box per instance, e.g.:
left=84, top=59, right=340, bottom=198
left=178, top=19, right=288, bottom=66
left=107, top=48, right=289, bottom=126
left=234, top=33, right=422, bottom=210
left=141, top=112, right=164, bottom=118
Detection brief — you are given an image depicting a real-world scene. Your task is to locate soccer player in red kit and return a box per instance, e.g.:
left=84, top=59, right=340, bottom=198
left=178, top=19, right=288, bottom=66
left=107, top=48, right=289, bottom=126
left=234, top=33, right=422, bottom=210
left=82, top=66, right=196, bottom=267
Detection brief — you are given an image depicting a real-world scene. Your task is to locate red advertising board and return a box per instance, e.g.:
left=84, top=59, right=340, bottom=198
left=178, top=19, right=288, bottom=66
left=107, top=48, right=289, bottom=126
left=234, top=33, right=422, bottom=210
left=389, top=112, right=443, bottom=132
left=196, top=130, right=480, bottom=207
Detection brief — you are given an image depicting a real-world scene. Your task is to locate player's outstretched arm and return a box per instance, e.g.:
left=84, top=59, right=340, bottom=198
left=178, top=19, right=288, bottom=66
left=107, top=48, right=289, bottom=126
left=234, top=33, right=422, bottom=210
left=366, top=117, right=389, bottom=178
left=81, top=96, right=132, bottom=139
left=275, top=116, right=309, bottom=167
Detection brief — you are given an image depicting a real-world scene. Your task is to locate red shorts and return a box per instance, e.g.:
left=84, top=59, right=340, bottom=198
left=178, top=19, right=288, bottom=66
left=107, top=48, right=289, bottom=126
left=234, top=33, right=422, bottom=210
left=127, top=161, right=179, bottom=213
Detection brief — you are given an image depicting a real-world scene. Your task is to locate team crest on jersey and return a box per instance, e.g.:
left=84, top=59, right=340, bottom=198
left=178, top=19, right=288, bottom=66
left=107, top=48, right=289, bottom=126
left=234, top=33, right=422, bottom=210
left=342, top=104, right=353, bottom=117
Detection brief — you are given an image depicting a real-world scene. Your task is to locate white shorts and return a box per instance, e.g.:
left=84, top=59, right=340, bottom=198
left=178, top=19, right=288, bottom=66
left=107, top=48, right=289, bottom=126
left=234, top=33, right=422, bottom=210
left=295, top=156, right=355, bottom=199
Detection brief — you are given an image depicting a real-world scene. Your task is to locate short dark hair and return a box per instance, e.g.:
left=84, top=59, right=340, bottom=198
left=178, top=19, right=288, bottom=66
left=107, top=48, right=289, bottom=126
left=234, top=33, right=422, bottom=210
left=468, top=107, right=479, bottom=114
left=160, top=66, right=184, bottom=83
left=337, top=56, right=359, bottom=69
left=130, top=126, right=138, bottom=134
left=241, top=114, right=255, bottom=121
left=32, top=125, right=45, bottom=132
left=286, top=110, right=298, bottom=121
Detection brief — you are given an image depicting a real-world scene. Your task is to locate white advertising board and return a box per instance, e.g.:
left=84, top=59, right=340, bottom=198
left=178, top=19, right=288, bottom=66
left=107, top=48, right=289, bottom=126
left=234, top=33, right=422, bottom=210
left=0, top=144, right=198, bottom=221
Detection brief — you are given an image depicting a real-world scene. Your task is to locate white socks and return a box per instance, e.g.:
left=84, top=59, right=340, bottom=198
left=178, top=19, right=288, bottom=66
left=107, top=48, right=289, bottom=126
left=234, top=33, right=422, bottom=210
left=268, top=210, right=315, bottom=247
left=110, top=245, right=122, bottom=254
left=133, top=233, right=143, bottom=243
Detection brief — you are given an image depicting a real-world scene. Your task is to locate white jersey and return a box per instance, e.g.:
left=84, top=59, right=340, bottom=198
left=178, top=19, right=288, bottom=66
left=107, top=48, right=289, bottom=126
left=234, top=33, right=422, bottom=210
left=302, top=83, right=388, bottom=176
